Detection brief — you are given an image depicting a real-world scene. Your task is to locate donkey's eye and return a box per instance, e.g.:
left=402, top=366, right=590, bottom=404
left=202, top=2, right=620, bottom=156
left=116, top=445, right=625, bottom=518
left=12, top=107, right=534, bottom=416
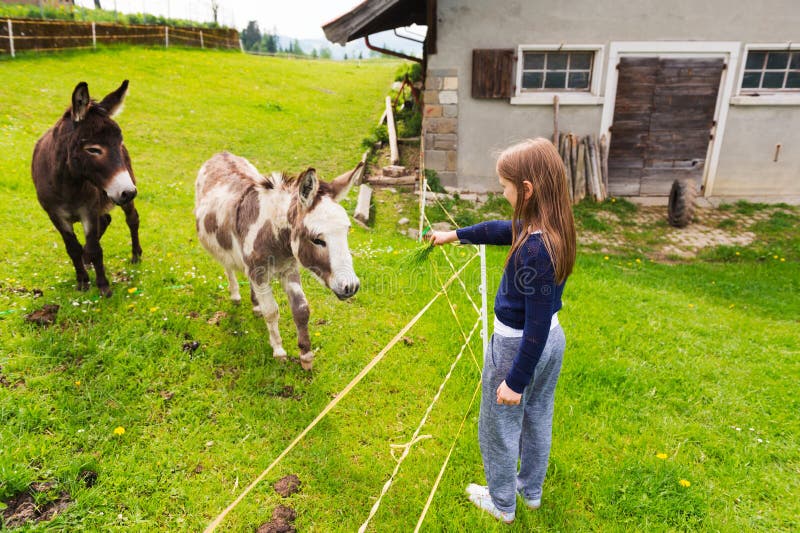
left=85, top=146, right=103, bottom=156
left=312, top=238, right=326, bottom=247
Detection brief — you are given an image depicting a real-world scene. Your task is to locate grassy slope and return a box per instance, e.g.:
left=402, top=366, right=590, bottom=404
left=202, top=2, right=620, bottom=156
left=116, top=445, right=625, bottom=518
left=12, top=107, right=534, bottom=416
left=1, top=47, right=799, bottom=532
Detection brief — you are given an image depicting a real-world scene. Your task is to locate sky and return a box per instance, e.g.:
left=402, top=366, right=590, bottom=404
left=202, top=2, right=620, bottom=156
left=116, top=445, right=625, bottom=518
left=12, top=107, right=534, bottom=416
left=75, top=0, right=366, bottom=39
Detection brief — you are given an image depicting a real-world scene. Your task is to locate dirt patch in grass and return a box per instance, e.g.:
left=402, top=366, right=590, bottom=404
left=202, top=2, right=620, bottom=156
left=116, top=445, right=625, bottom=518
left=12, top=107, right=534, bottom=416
left=272, top=385, right=303, bottom=400
left=576, top=203, right=789, bottom=260
left=273, top=474, right=301, bottom=497
left=2, top=482, right=72, bottom=528
left=257, top=504, right=297, bottom=533
left=24, top=304, right=59, bottom=327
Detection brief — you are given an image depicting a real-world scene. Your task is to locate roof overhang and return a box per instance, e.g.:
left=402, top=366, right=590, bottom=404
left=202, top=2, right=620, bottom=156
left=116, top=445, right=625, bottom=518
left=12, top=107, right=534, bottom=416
left=323, top=0, right=428, bottom=46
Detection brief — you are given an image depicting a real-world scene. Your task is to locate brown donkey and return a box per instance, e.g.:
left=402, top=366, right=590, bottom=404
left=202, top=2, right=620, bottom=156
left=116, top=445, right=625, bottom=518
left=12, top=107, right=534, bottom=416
left=32, top=81, right=141, bottom=297
left=195, top=152, right=362, bottom=370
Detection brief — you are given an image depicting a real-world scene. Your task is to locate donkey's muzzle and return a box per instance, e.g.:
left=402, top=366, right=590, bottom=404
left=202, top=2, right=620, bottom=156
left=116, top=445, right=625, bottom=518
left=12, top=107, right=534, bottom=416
left=115, top=187, right=137, bottom=205
left=105, top=170, right=137, bottom=205
left=335, top=280, right=360, bottom=300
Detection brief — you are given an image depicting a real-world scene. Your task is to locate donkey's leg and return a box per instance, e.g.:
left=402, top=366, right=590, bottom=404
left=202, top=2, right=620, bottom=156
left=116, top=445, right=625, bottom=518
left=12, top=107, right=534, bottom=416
left=280, top=268, right=314, bottom=370
left=250, top=285, right=261, bottom=314
left=83, top=214, right=111, bottom=267
left=120, top=200, right=142, bottom=264
left=225, top=267, right=241, bottom=304
left=49, top=214, right=90, bottom=291
left=249, top=279, right=286, bottom=361
left=82, top=215, right=111, bottom=298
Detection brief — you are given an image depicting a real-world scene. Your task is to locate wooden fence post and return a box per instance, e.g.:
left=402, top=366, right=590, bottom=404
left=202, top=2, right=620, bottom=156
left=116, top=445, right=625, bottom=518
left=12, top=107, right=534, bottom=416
left=91, top=22, right=96, bottom=49
left=165, top=26, right=169, bottom=48
left=385, top=96, right=399, bottom=165
left=7, top=19, right=14, bottom=58
left=199, top=30, right=204, bottom=49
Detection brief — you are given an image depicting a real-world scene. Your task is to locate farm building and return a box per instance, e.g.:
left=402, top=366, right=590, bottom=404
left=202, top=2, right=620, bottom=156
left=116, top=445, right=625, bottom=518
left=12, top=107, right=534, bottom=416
left=324, top=0, right=800, bottom=203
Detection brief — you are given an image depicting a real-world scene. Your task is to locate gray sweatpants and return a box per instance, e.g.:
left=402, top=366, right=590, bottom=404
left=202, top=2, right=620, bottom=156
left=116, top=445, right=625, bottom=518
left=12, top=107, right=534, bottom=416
left=478, top=326, right=566, bottom=513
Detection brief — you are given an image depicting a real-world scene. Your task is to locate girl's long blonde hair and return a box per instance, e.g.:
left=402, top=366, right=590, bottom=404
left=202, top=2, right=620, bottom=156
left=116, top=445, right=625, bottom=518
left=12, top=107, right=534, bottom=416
left=497, top=138, right=576, bottom=284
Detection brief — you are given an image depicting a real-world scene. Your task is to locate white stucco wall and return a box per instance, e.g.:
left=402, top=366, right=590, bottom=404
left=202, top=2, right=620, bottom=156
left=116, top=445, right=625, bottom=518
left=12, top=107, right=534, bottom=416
left=428, top=0, right=800, bottom=198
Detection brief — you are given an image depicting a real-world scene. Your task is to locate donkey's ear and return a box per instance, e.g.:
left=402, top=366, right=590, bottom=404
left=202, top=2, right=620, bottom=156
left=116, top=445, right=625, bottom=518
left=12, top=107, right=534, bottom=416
left=330, top=161, right=364, bottom=202
left=298, top=168, right=319, bottom=209
left=71, top=82, right=90, bottom=123
left=98, top=80, right=129, bottom=118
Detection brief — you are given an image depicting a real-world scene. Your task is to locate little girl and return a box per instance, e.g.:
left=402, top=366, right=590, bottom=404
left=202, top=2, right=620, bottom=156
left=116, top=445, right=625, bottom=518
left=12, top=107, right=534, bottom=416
left=429, top=138, right=576, bottom=523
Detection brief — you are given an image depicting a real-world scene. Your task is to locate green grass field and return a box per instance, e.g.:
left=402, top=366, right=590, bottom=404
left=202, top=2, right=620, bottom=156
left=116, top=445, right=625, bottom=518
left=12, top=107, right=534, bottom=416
left=1, top=47, right=799, bottom=532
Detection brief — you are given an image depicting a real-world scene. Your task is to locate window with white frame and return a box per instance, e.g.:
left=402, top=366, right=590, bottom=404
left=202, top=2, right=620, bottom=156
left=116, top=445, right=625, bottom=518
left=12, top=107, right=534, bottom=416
left=741, top=50, right=800, bottom=91
left=520, top=51, right=594, bottom=91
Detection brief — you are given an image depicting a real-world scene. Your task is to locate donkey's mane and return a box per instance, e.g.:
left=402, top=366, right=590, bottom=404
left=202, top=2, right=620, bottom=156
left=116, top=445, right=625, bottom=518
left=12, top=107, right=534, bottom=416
left=273, top=171, right=334, bottom=198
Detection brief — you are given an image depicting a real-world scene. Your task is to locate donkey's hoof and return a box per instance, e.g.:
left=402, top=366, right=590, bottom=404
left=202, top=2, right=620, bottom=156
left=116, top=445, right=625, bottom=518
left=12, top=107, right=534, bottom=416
left=273, top=347, right=288, bottom=362
left=77, top=280, right=90, bottom=292
left=131, top=254, right=141, bottom=264
left=99, top=286, right=113, bottom=298
left=231, top=298, right=241, bottom=306
left=300, top=352, right=314, bottom=371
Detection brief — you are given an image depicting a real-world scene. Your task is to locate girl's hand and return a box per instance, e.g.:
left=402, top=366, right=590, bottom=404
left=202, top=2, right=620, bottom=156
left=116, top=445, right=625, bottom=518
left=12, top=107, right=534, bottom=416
left=427, top=230, right=458, bottom=246
left=496, top=380, right=522, bottom=405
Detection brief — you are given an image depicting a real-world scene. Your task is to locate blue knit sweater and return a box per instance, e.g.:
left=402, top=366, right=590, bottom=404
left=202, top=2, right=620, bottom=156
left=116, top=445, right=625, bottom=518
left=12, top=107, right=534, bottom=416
left=456, top=220, right=565, bottom=394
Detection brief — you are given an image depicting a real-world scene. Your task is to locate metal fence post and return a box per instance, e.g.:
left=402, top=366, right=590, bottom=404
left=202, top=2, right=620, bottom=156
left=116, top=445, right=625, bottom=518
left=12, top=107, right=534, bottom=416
left=91, top=22, right=96, bottom=49
left=199, top=30, right=204, bottom=49
left=7, top=19, right=14, bottom=58
left=165, top=26, right=169, bottom=48
left=479, top=244, right=488, bottom=356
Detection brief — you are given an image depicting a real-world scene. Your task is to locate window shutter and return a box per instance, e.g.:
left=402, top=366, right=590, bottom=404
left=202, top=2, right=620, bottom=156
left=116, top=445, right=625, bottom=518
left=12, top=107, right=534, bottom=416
left=472, top=49, right=515, bottom=99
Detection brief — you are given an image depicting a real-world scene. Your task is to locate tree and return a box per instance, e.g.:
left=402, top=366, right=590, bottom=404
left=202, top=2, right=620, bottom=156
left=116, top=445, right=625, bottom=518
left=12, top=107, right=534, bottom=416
left=344, top=52, right=348, bottom=60
left=241, top=21, right=261, bottom=51
left=291, top=39, right=304, bottom=56
left=319, top=47, right=332, bottom=59
left=310, top=48, right=318, bottom=59
left=262, top=33, right=278, bottom=54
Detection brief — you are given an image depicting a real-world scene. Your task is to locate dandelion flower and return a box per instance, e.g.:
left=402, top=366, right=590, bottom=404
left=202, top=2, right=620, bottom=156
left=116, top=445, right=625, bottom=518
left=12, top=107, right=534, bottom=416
left=314, top=332, right=321, bottom=337
left=688, top=304, right=695, bottom=308
left=611, top=198, right=616, bottom=203
left=780, top=258, right=785, bottom=262
left=679, top=479, right=691, bottom=487
left=604, top=256, right=609, bottom=260
left=773, top=255, right=779, bottom=259
left=635, top=258, right=641, bottom=264
left=113, top=426, right=125, bottom=436
left=729, top=304, right=735, bottom=309
left=127, top=287, right=137, bottom=294
left=75, top=380, right=81, bottom=387
left=150, top=307, right=159, bottom=312
left=735, top=251, right=740, bottom=256
left=656, top=453, right=667, bottom=459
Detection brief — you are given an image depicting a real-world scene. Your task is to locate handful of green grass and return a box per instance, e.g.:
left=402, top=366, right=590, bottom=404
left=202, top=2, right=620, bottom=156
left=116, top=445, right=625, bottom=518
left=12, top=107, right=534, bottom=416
left=402, top=226, right=436, bottom=267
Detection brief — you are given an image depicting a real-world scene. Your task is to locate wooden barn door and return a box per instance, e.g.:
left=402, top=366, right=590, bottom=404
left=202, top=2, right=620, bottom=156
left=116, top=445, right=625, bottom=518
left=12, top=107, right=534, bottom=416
left=607, top=57, right=725, bottom=196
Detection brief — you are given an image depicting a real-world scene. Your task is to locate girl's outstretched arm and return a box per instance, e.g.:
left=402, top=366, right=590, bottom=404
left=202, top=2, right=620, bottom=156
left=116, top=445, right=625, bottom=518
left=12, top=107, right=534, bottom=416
left=428, top=230, right=459, bottom=246
left=455, top=220, right=514, bottom=245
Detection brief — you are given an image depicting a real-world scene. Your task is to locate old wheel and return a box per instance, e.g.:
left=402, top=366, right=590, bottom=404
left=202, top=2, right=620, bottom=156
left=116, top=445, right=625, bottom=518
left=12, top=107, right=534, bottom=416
left=668, top=179, right=697, bottom=228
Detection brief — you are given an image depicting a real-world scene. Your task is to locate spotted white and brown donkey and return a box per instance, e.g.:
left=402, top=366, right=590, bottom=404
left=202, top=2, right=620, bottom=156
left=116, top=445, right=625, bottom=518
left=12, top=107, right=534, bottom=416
left=194, top=152, right=362, bottom=370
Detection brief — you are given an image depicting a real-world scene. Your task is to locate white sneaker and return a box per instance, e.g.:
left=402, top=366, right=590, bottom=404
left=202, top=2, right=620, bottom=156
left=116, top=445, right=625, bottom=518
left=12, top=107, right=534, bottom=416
left=466, top=484, right=515, bottom=524
left=516, top=485, right=541, bottom=509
